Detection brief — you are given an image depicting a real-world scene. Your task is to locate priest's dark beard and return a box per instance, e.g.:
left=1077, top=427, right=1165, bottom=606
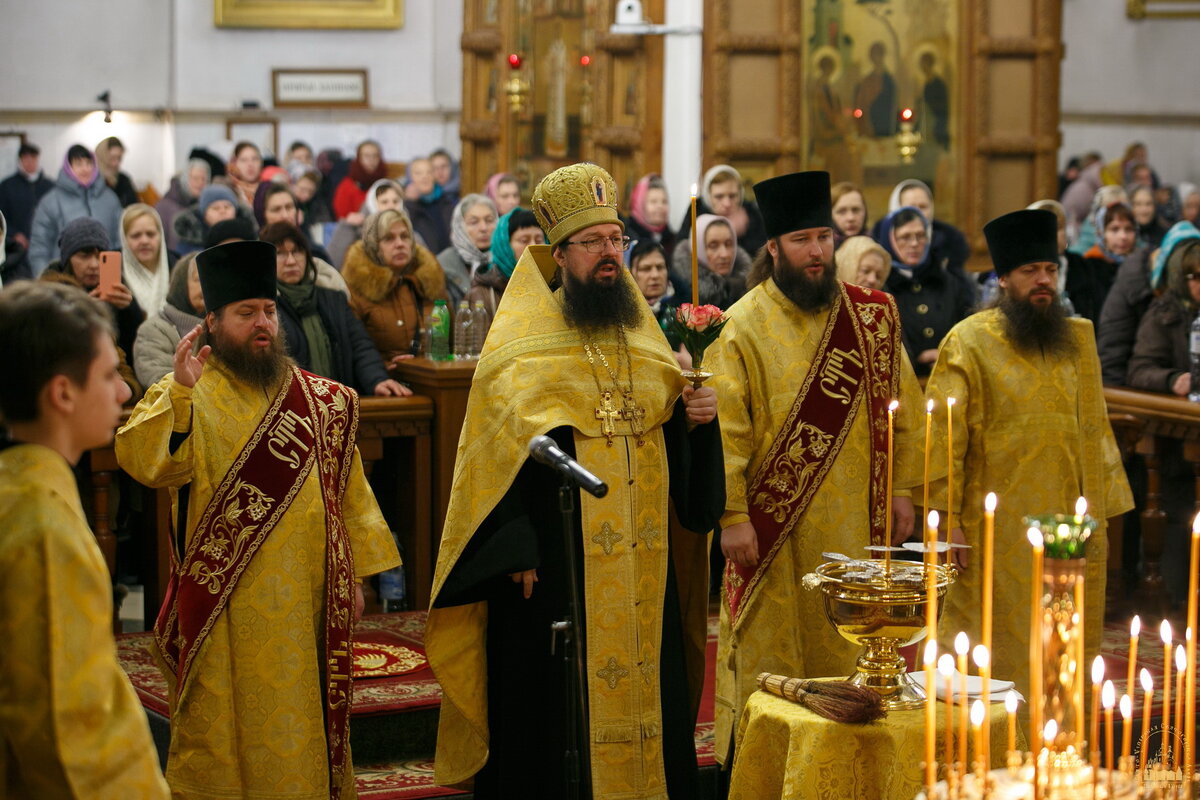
left=200, top=324, right=293, bottom=390
left=772, top=248, right=838, bottom=311
left=996, top=291, right=1075, bottom=357
left=561, top=259, right=643, bottom=332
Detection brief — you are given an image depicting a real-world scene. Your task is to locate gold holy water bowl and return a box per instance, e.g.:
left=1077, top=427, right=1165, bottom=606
left=812, top=560, right=956, bottom=711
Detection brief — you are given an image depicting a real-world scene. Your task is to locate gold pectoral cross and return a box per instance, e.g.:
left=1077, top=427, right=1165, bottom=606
left=621, top=392, right=647, bottom=446
left=595, top=390, right=622, bottom=446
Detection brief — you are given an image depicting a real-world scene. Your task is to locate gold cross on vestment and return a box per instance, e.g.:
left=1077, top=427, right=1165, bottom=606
left=621, top=392, right=647, bottom=446
left=595, top=390, right=622, bottom=446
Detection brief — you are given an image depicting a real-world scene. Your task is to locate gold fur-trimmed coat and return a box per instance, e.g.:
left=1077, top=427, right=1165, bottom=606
left=342, top=240, right=447, bottom=363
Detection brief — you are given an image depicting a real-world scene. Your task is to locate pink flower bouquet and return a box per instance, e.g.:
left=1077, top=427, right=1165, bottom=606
left=669, top=303, right=729, bottom=371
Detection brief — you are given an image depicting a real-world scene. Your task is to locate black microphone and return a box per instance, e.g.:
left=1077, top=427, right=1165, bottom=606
left=528, top=435, right=609, bottom=498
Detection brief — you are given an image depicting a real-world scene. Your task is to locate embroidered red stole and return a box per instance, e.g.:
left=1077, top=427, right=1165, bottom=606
left=725, top=283, right=901, bottom=629
left=154, top=367, right=359, bottom=799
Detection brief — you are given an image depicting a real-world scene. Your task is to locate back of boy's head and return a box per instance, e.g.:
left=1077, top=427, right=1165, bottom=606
left=0, top=282, right=113, bottom=423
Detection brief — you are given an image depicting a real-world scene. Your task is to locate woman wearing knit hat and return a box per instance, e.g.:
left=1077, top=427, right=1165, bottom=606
left=172, top=184, right=255, bottom=254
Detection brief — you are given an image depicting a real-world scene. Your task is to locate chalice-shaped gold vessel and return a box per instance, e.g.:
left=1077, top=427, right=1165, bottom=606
left=810, top=559, right=955, bottom=710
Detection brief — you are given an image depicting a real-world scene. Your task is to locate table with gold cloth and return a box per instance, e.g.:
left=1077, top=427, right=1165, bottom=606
left=729, top=689, right=1021, bottom=800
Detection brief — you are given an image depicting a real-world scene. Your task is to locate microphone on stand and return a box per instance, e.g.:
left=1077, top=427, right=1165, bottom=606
left=528, top=435, right=609, bottom=498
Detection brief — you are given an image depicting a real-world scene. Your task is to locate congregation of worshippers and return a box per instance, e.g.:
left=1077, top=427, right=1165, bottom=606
left=2, top=128, right=1198, bottom=799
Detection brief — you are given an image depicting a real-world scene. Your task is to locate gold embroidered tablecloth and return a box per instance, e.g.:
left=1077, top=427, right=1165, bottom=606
left=729, top=690, right=1022, bottom=800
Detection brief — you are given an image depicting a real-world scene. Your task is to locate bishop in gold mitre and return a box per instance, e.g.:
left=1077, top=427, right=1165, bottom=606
left=426, top=162, right=724, bottom=800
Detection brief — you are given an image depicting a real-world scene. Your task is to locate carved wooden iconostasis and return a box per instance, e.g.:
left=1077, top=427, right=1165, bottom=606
left=703, top=0, right=1063, bottom=269
left=459, top=0, right=664, bottom=207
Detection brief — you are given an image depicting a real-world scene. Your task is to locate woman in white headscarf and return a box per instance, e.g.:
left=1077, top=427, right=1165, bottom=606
left=119, top=203, right=176, bottom=316
left=326, top=178, right=405, bottom=268
left=437, top=193, right=497, bottom=306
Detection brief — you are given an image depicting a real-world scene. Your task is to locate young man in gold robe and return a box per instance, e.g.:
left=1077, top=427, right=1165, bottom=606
left=706, top=170, right=926, bottom=767
left=115, top=241, right=400, bottom=800
left=426, top=163, right=724, bottom=799
left=0, top=281, right=169, bottom=798
left=925, top=209, right=1133, bottom=702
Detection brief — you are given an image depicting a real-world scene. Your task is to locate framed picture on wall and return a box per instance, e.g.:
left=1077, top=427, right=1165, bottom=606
left=226, top=117, right=279, bottom=158
left=214, top=0, right=403, bottom=29
left=0, top=132, right=26, bottom=174
left=273, top=69, right=369, bottom=109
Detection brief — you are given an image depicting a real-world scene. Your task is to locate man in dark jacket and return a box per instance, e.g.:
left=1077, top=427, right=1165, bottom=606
left=0, top=143, right=55, bottom=250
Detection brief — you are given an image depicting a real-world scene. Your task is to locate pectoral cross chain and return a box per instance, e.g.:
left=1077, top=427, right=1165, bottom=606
left=596, top=391, right=623, bottom=446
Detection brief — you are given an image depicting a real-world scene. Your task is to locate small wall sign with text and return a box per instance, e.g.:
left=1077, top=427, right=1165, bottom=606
left=272, top=70, right=370, bottom=108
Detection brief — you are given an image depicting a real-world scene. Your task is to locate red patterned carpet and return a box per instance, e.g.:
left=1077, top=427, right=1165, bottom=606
left=117, top=611, right=718, bottom=799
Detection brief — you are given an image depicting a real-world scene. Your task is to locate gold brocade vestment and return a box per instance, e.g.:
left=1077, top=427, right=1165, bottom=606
left=924, top=309, right=1133, bottom=705
left=705, top=278, right=926, bottom=765
left=115, top=361, right=399, bottom=800
left=426, top=245, right=701, bottom=799
left=0, top=443, right=170, bottom=799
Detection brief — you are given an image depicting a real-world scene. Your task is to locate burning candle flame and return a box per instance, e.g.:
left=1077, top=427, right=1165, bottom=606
left=1162, top=619, right=1173, bottom=644
left=926, top=398, right=934, bottom=413
left=971, top=699, right=985, bottom=726
left=985, top=492, right=997, bottom=513
left=1176, top=644, right=1187, bottom=671
left=1131, top=615, right=1141, bottom=637
left=1092, top=655, right=1105, bottom=683
left=955, top=631, right=969, bottom=656
left=947, top=396, right=957, bottom=408
left=1193, top=511, right=1200, bottom=535
left=1027, top=527, right=1043, bottom=549
left=1102, top=680, right=1115, bottom=708
left=1005, top=690, right=1018, bottom=713
left=938, top=653, right=955, bottom=677
left=972, top=644, right=989, bottom=669
left=1075, top=496, right=1087, bottom=517
left=1044, top=719, right=1058, bottom=743
left=1141, top=668, right=1153, bottom=692
left=923, top=639, right=938, bottom=665
left=1120, top=694, right=1132, bottom=719
left=928, top=510, right=939, bottom=530
left=888, top=399, right=899, bottom=412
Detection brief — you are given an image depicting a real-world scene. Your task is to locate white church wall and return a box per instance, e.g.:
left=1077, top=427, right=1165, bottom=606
left=0, top=1, right=462, bottom=195
left=1060, top=0, right=1200, bottom=185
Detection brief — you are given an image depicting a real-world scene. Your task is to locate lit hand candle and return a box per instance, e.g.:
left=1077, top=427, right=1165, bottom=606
left=1120, top=693, right=1132, bottom=774
left=940, top=652, right=956, bottom=775
left=690, top=185, right=699, bottom=307
left=1175, top=643, right=1186, bottom=772
left=885, top=400, right=898, bottom=570
left=1140, top=668, right=1153, bottom=780
left=925, top=511, right=939, bottom=652
left=923, top=399, right=933, bottom=526
left=1186, top=514, right=1200, bottom=779
left=1103, top=680, right=1115, bottom=797
left=1091, top=655, right=1105, bottom=766
left=1027, top=527, right=1044, bottom=766
left=945, top=397, right=956, bottom=564
left=982, top=493, right=996, bottom=656
left=924, top=639, right=938, bottom=792
left=973, top=644, right=991, bottom=772
left=971, top=699, right=986, bottom=782
left=1005, top=690, right=1019, bottom=756
left=1163, top=620, right=1174, bottom=771
left=956, top=631, right=970, bottom=781
left=1127, top=615, right=1141, bottom=702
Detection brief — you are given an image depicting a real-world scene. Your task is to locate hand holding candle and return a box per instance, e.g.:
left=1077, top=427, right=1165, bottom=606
left=689, top=185, right=699, bottom=307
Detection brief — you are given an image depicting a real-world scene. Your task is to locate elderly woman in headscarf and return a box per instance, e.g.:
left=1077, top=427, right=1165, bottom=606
left=834, top=234, right=891, bottom=290
left=623, top=173, right=678, bottom=261
left=669, top=213, right=752, bottom=309
left=437, top=193, right=498, bottom=307
left=877, top=205, right=976, bottom=376
left=119, top=203, right=176, bottom=317
left=870, top=178, right=969, bottom=273
left=262, top=221, right=409, bottom=396
left=677, top=164, right=768, bottom=256
left=132, top=252, right=203, bottom=387
left=326, top=178, right=406, bottom=268
left=342, top=207, right=446, bottom=367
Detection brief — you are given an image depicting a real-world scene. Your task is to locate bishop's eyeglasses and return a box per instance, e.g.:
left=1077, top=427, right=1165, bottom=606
left=563, top=235, right=633, bottom=253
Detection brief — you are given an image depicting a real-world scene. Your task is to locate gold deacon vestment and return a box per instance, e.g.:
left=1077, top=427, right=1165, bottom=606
left=0, top=443, right=170, bottom=799
left=116, top=361, right=399, bottom=800
left=925, top=309, right=1133, bottom=704
left=706, top=277, right=926, bottom=765
left=427, top=244, right=720, bottom=800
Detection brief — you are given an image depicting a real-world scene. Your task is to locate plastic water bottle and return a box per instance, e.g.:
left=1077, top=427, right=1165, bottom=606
left=453, top=300, right=473, bottom=360
left=377, top=532, right=407, bottom=612
left=1189, top=313, right=1200, bottom=402
left=471, top=299, right=490, bottom=358
left=430, top=299, right=452, bottom=361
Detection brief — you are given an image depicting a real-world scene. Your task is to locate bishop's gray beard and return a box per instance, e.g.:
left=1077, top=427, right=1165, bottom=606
left=201, top=324, right=294, bottom=390
left=996, top=291, right=1075, bottom=357
left=561, top=261, right=643, bottom=333
left=772, top=248, right=838, bottom=312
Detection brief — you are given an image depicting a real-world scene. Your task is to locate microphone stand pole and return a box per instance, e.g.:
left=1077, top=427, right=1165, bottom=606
left=554, top=475, right=592, bottom=800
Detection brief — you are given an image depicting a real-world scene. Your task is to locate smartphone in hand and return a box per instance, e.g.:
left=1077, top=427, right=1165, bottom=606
left=99, top=251, right=122, bottom=295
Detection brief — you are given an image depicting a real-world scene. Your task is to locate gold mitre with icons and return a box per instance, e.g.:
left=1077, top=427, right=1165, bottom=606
left=532, top=162, right=625, bottom=247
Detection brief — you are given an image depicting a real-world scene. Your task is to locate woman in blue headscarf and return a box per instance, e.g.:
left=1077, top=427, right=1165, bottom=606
left=876, top=205, right=977, bottom=376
